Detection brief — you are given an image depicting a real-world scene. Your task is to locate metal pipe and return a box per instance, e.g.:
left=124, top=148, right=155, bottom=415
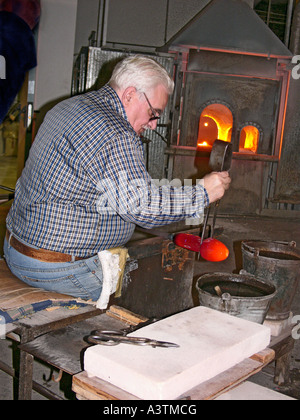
left=267, top=0, right=272, bottom=26
left=284, top=0, right=294, bottom=47
left=0, top=359, right=64, bottom=400
left=96, top=0, right=106, bottom=47
left=164, top=0, right=170, bottom=45
left=0, top=359, right=15, bottom=377
left=290, top=0, right=300, bottom=54
left=0, top=185, right=15, bottom=192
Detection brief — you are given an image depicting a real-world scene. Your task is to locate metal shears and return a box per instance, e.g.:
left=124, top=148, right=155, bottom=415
left=87, top=330, right=179, bottom=348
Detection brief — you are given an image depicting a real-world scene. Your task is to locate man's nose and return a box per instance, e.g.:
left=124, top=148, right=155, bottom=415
left=148, top=119, right=158, bottom=130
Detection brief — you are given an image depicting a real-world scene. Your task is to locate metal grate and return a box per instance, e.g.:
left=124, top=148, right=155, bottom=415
left=72, top=47, right=175, bottom=180
left=255, top=0, right=290, bottom=43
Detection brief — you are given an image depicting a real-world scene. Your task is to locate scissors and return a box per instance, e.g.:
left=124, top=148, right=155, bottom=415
left=87, top=330, right=179, bottom=348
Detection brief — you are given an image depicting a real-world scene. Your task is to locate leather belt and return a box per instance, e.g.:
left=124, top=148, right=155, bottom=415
left=6, top=230, right=86, bottom=263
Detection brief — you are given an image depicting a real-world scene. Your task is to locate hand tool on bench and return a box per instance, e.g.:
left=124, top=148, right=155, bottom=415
left=87, top=330, right=179, bottom=348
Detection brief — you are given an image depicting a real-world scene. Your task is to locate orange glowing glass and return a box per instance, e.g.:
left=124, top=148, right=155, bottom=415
left=200, top=238, right=230, bottom=262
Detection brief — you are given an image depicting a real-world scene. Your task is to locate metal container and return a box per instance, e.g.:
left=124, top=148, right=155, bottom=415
left=196, top=272, right=277, bottom=324
left=242, top=240, right=300, bottom=321
left=112, top=229, right=195, bottom=319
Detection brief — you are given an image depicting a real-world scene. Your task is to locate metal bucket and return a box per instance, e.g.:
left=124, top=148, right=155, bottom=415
left=242, top=240, right=300, bottom=321
left=196, top=272, right=277, bottom=324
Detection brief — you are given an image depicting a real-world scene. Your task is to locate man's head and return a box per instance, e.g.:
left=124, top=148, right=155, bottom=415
left=109, top=55, right=174, bottom=135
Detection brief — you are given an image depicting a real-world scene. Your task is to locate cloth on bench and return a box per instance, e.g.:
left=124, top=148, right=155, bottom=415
left=0, top=259, right=93, bottom=324
left=97, top=247, right=129, bottom=310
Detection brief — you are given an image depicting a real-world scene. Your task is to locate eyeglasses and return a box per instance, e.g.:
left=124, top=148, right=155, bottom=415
left=143, top=93, right=161, bottom=121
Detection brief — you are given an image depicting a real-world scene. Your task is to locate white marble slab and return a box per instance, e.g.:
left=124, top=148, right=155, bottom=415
left=84, top=307, right=271, bottom=400
left=215, top=381, right=295, bottom=400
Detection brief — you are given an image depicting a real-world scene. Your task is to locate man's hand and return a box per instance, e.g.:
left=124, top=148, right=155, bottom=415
left=203, top=171, right=231, bottom=204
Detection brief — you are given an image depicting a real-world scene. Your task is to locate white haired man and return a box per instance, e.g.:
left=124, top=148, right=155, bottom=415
left=4, top=55, right=230, bottom=302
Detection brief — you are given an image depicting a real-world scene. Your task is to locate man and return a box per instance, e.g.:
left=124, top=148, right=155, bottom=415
left=4, top=55, right=230, bottom=302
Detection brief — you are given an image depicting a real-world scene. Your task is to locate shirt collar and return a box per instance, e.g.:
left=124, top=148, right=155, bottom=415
left=99, top=84, right=127, bottom=119
left=99, top=84, right=143, bottom=143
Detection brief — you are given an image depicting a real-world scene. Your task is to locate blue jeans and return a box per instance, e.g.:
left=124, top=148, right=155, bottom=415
left=3, top=236, right=103, bottom=301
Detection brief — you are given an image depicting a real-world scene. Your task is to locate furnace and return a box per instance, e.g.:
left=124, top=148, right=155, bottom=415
left=158, top=0, right=296, bottom=215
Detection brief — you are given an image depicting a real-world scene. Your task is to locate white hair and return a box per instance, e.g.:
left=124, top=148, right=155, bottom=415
left=109, top=55, right=174, bottom=96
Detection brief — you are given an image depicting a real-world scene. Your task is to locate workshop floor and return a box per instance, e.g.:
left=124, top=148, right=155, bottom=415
left=0, top=214, right=299, bottom=400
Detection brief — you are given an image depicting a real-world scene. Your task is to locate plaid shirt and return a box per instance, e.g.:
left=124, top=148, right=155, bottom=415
left=7, top=85, right=209, bottom=257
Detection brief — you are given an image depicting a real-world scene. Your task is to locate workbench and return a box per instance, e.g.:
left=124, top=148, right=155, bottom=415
left=72, top=348, right=275, bottom=400
left=2, top=305, right=103, bottom=399
left=3, top=302, right=297, bottom=400
left=0, top=251, right=295, bottom=400
left=14, top=305, right=277, bottom=401
left=13, top=306, right=148, bottom=399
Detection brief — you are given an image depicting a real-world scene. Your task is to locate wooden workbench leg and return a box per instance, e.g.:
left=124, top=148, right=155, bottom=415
left=272, top=334, right=294, bottom=386
left=18, top=351, right=33, bottom=400
left=274, top=353, right=291, bottom=386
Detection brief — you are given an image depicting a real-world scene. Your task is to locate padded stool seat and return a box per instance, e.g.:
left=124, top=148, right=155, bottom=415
left=0, top=259, right=91, bottom=324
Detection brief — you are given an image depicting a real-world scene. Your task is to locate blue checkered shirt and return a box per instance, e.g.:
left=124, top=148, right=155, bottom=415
left=7, top=85, right=209, bottom=257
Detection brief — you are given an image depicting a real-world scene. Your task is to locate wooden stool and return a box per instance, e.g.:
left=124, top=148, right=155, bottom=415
left=0, top=259, right=101, bottom=399
left=0, top=259, right=84, bottom=318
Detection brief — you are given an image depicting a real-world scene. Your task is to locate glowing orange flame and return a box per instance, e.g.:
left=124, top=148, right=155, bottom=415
left=197, top=104, right=233, bottom=149
left=240, top=126, right=259, bottom=153
left=197, top=141, right=209, bottom=147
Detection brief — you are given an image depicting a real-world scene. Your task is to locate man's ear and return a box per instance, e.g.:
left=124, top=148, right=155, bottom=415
left=122, top=86, right=137, bottom=108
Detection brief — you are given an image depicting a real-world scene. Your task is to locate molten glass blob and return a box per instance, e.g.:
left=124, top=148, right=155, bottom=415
left=173, top=234, right=229, bottom=262
left=173, top=233, right=202, bottom=252
left=200, top=238, right=230, bottom=262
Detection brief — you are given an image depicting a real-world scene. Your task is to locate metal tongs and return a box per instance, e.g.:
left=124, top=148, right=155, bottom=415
left=200, top=140, right=233, bottom=248
left=0, top=185, right=15, bottom=205
left=87, top=330, right=179, bottom=348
